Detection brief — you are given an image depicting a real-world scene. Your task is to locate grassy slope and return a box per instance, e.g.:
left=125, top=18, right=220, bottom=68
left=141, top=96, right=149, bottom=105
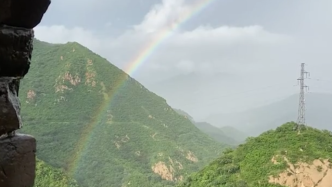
left=178, top=122, right=332, bottom=187
left=35, top=159, right=78, bottom=187
left=19, top=40, right=227, bottom=187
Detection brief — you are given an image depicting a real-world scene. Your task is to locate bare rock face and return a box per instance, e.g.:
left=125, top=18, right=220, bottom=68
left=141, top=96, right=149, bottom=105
left=269, top=156, right=332, bottom=187
left=0, top=134, right=36, bottom=187
left=0, top=0, right=51, bottom=29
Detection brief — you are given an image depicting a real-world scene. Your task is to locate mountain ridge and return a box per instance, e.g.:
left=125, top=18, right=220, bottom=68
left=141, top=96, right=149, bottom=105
left=174, top=109, right=242, bottom=145
left=178, top=122, right=332, bottom=187
left=205, top=92, right=332, bottom=136
left=19, top=39, right=227, bottom=187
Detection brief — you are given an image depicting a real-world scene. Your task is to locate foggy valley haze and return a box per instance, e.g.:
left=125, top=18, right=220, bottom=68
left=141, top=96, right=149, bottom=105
left=34, top=0, right=332, bottom=123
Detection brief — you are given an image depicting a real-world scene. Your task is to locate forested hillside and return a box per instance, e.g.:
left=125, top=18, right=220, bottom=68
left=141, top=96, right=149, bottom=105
left=35, top=159, right=78, bottom=187
left=178, top=122, right=332, bottom=187
left=19, top=39, right=228, bottom=187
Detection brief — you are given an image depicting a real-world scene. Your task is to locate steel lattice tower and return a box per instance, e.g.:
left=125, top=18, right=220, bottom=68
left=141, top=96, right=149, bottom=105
left=296, top=63, right=309, bottom=130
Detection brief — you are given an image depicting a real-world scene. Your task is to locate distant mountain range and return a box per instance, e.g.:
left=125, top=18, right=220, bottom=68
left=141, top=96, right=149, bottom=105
left=205, top=92, right=332, bottom=136
left=174, top=109, right=247, bottom=145
left=194, top=122, right=241, bottom=146
left=146, top=70, right=296, bottom=120
left=219, top=126, right=248, bottom=143
left=145, top=72, right=245, bottom=119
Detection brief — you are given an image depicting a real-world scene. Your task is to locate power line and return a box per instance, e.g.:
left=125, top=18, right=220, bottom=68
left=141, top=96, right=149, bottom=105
left=296, top=63, right=310, bottom=131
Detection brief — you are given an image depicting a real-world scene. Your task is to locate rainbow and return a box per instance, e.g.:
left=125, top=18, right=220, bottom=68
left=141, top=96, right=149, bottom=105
left=67, top=0, right=217, bottom=177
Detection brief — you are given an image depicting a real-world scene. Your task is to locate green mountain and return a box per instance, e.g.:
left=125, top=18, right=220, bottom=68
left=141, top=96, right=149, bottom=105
left=19, top=39, right=227, bottom=187
left=35, top=159, right=78, bottom=187
left=173, top=109, right=195, bottom=123
left=174, top=109, right=239, bottom=145
left=205, top=93, right=332, bottom=136
left=178, top=122, right=332, bottom=187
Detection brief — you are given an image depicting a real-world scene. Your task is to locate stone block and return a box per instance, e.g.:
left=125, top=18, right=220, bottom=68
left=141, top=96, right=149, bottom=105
left=0, top=134, right=36, bottom=187
left=0, top=77, right=22, bottom=136
left=0, top=0, right=51, bottom=29
left=0, top=26, right=34, bottom=77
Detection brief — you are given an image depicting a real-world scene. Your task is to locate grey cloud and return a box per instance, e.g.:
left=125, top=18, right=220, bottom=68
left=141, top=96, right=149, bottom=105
left=35, top=0, right=332, bottom=120
left=184, top=0, right=332, bottom=36
left=41, top=0, right=160, bottom=35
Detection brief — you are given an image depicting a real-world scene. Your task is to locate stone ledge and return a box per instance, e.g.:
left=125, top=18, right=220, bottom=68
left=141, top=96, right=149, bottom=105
left=0, top=134, right=36, bottom=187
left=0, top=26, right=34, bottom=77
left=0, top=0, right=51, bottom=29
left=0, top=77, right=22, bottom=136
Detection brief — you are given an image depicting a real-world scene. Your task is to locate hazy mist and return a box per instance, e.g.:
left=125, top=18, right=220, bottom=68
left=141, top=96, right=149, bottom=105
left=34, top=0, right=332, bottom=122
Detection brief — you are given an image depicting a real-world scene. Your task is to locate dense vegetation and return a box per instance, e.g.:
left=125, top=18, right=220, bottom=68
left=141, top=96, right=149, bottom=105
left=35, top=159, right=78, bottom=187
left=178, top=122, right=332, bottom=187
left=19, top=39, right=228, bottom=187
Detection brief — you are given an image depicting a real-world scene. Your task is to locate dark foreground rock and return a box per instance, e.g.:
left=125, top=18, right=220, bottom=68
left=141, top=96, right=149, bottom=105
left=0, top=25, right=33, bottom=136
left=0, top=77, right=22, bottom=135
left=0, top=0, right=50, bottom=186
left=0, top=0, right=51, bottom=28
left=0, top=134, right=36, bottom=187
left=0, top=25, right=34, bottom=77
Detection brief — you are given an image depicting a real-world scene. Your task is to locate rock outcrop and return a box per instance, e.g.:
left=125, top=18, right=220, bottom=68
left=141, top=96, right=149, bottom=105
left=0, top=0, right=51, bottom=28
left=0, top=1, right=51, bottom=186
left=0, top=135, right=37, bottom=187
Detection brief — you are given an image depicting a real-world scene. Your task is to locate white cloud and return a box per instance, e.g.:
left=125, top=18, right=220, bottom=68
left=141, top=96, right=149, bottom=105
left=33, top=0, right=332, bottom=120
left=172, top=25, right=287, bottom=45
left=34, top=25, right=103, bottom=51
left=133, top=0, right=189, bottom=33
left=34, top=0, right=291, bottom=82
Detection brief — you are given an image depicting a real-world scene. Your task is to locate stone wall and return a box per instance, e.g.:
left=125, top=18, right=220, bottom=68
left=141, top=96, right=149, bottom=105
left=0, top=1, right=51, bottom=186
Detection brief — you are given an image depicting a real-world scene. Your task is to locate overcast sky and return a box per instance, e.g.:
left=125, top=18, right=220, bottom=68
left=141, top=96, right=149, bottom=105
left=35, top=0, right=332, bottom=120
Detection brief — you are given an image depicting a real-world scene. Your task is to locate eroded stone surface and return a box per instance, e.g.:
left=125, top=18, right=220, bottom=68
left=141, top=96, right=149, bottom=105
left=0, top=134, right=36, bottom=187
left=0, top=0, right=51, bottom=28
left=0, top=77, right=22, bottom=135
left=0, top=1, right=50, bottom=186
left=269, top=155, right=332, bottom=187
left=0, top=26, right=34, bottom=77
